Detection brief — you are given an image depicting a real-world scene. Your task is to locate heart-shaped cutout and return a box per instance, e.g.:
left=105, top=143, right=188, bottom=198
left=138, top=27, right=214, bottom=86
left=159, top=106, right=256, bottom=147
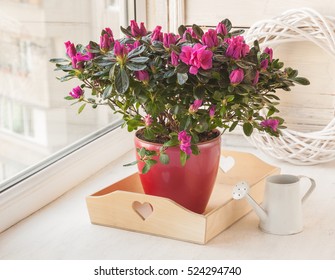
left=219, top=155, right=235, bottom=173
left=132, top=201, right=153, bottom=221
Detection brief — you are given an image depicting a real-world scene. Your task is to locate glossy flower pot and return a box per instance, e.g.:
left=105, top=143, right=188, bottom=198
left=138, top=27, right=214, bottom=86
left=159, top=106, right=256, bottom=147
left=134, top=130, right=221, bottom=214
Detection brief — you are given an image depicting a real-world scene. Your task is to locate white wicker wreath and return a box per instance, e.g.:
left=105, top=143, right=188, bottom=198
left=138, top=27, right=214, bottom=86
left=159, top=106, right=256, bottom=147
left=244, top=8, right=335, bottom=165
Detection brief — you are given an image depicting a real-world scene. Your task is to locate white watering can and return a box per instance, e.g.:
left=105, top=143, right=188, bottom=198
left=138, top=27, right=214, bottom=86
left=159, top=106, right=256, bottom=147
left=232, top=174, right=316, bottom=235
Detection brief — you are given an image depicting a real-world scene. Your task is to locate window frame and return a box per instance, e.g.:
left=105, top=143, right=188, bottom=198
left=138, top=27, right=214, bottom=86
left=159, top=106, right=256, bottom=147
left=0, top=121, right=135, bottom=233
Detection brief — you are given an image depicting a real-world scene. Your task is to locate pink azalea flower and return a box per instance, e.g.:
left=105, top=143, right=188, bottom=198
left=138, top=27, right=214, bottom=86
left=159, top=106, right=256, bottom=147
left=260, top=59, right=269, bottom=70
left=135, top=70, right=149, bottom=82
left=180, top=43, right=213, bottom=75
left=264, top=47, right=273, bottom=61
left=225, top=36, right=250, bottom=59
left=144, top=115, right=153, bottom=127
left=151, top=25, right=163, bottom=42
left=182, top=28, right=197, bottom=40
left=69, top=86, right=83, bottom=99
left=130, top=20, right=147, bottom=37
left=178, top=131, right=192, bottom=155
left=114, top=41, right=128, bottom=58
left=64, top=41, right=76, bottom=58
left=189, top=99, right=203, bottom=113
left=216, top=22, right=228, bottom=36
left=229, top=68, right=244, bottom=85
left=127, top=40, right=141, bottom=51
left=100, top=33, right=112, bottom=51
left=104, top=27, right=113, bottom=38
left=170, top=51, right=179, bottom=66
left=75, top=52, right=91, bottom=63
left=209, top=105, right=216, bottom=118
left=252, top=70, right=260, bottom=85
left=202, top=29, right=219, bottom=48
left=260, top=119, right=279, bottom=131
left=163, top=33, right=177, bottom=48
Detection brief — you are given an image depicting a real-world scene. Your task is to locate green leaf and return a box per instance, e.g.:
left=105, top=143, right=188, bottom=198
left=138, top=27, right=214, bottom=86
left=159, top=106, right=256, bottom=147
left=213, top=91, right=223, bottom=101
left=222, top=19, right=232, bottom=32
left=226, top=95, right=235, bottom=102
left=191, top=145, right=200, bottom=155
left=243, top=122, right=253, bottom=136
left=64, top=96, right=75, bottom=100
left=129, top=56, right=149, bottom=63
left=137, top=147, right=146, bottom=158
left=194, top=86, right=206, bottom=99
left=163, top=69, right=175, bottom=78
left=78, top=103, right=86, bottom=114
left=123, top=160, right=139, bottom=167
left=267, top=106, right=277, bottom=117
left=144, top=128, right=155, bottom=140
left=230, top=29, right=245, bottom=36
left=102, top=85, right=113, bottom=99
left=120, top=26, right=133, bottom=37
left=159, top=153, right=170, bottom=165
left=180, top=151, right=188, bottom=166
left=127, top=45, right=146, bottom=58
left=178, top=24, right=187, bottom=37
left=194, top=119, right=209, bottom=133
left=229, top=121, right=238, bottom=132
left=163, top=137, right=179, bottom=147
left=115, top=68, right=129, bottom=94
left=192, top=24, right=204, bottom=38
left=177, top=73, right=188, bottom=85
left=293, top=77, right=310, bottom=85
left=126, top=63, right=147, bottom=71
left=142, top=159, right=157, bottom=174
left=50, top=58, right=70, bottom=64
left=175, top=63, right=189, bottom=74
left=179, top=115, right=192, bottom=131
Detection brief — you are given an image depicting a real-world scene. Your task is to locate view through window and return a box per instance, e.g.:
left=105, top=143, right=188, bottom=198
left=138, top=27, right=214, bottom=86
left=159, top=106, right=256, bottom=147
left=0, top=0, right=131, bottom=188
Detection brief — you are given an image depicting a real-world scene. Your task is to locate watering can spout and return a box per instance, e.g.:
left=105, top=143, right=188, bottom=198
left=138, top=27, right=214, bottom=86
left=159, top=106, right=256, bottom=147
left=232, top=181, right=268, bottom=223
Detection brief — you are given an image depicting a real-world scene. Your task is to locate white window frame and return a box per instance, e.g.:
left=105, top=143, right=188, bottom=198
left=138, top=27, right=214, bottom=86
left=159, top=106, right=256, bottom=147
left=0, top=121, right=134, bottom=233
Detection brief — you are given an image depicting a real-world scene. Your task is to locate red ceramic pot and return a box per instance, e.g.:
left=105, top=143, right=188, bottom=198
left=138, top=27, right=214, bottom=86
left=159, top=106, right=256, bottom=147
left=134, top=130, right=221, bottom=214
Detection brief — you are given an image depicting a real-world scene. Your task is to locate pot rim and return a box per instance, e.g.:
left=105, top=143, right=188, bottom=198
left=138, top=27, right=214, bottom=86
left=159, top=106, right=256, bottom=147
left=135, top=128, right=222, bottom=147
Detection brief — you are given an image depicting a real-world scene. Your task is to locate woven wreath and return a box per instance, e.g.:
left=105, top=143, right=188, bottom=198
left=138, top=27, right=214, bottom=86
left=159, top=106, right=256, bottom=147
left=244, top=8, right=335, bottom=165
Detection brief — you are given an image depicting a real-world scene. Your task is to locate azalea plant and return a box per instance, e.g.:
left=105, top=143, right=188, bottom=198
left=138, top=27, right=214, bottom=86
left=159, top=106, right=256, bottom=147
left=50, top=19, right=309, bottom=172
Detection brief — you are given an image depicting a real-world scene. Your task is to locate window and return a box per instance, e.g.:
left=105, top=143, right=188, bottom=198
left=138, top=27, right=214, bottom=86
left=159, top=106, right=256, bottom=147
left=0, top=0, right=148, bottom=233
left=0, top=0, right=143, bottom=190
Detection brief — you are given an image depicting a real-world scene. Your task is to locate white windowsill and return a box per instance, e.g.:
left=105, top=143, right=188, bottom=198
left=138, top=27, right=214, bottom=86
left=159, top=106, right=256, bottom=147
left=0, top=143, right=335, bottom=260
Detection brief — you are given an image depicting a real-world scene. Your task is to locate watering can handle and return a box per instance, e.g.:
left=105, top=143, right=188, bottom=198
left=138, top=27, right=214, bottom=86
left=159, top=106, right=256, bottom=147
left=298, top=176, right=316, bottom=204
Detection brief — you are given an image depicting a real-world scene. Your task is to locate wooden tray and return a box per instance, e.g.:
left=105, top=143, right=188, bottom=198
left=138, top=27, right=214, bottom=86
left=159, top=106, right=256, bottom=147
left=86, top=150, right=280, bottom=244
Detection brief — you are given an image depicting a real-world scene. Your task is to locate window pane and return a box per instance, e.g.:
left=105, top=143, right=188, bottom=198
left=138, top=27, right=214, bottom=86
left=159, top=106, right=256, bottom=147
left=0, top=0, right=126, bottom=185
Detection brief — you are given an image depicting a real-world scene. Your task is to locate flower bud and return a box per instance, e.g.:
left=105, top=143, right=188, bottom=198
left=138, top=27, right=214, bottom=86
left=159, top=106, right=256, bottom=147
left=216, top=22, right=227, bottom=36
left=114, top=41, right=128, bottom=58
left=229, top=68, right=244, bottom=85
left=209, top=105, right=216, bottom=118
left=170, top=51, right=179, bottom=66
left=163, top=33, right=177, bottom=48
left=151, top=26, right=163, bottom=42
left=130, top=20, right=147, bottom=37
left=135, top=70, right=149, bottom=82
left=64, top=41, right=76, bottom=58
left=144, top=115, right=153, bottom=127
left=100, top=33, right=112, bottom=51
left=202, top=29, right=219, bottom=48
left=69, top=86, right=83, bottom=99
left=264, top=47, right=273, bottom=61
left=189, top=99, right=203, bottom=113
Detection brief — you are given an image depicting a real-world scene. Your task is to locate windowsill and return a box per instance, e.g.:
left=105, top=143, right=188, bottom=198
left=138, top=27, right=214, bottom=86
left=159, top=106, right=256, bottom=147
left=0, top=145, right=335, bottom=259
